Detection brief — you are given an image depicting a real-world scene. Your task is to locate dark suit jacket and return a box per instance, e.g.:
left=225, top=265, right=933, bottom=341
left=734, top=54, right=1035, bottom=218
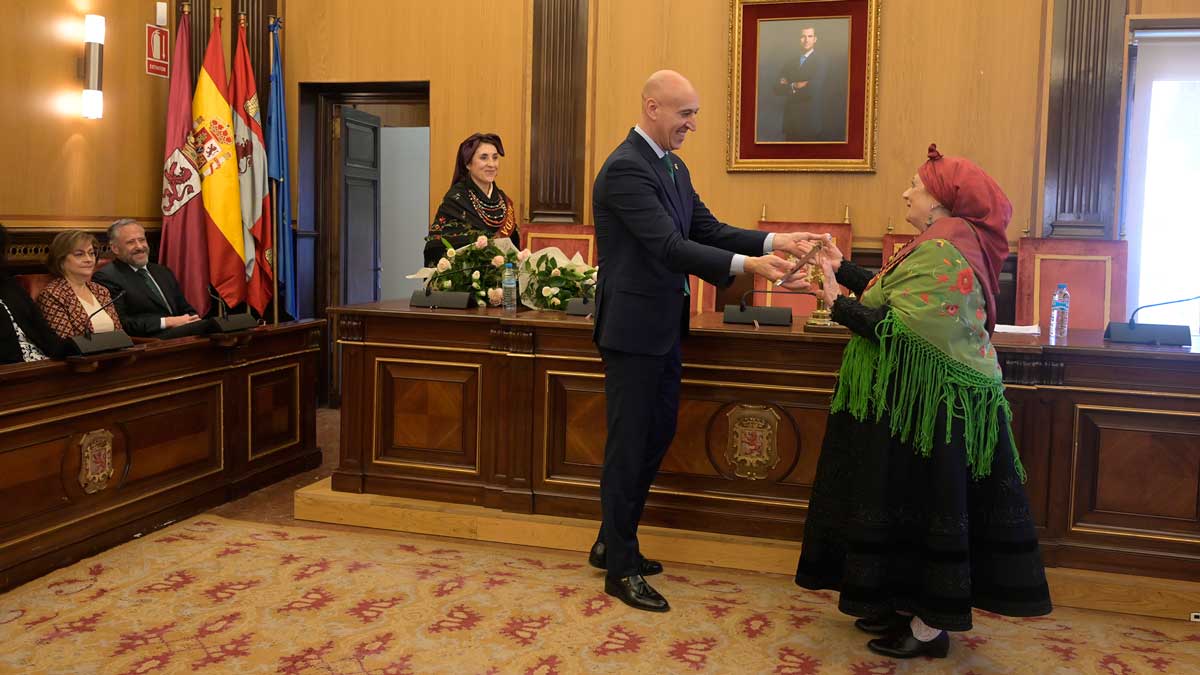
left=774, top=49, right=830, bottom=140
left=0, top=277, right=72, bottom=363
left=592, top=129, right=767, bottom=355
left=93, top=260, right=197, bottom=337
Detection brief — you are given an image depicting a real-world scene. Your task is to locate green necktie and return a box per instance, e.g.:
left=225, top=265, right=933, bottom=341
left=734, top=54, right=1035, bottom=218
left=661, top=153, right=688, bottom=296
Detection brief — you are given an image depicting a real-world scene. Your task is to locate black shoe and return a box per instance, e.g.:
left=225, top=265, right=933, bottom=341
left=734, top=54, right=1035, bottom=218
left=854, top=612, right=911, bottom=636
left=867, top=627, right=949, bottom=659
left=588, top=542, right=664, bottom=576
left=605, top=574, right=670, bottom=612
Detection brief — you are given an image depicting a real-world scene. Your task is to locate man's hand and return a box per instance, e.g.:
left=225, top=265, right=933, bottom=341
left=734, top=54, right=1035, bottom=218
left=744, top=254, right=796, bottom=283
left=164, top=314, right=201, bottom=328
left=791, top=80, right=808, bottom=90
left=771, top=232, right=826, bottom=259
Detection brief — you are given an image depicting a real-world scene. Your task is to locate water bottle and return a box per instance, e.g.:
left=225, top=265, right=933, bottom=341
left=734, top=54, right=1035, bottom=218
left=1049, top=283, right=1070, bottom=339
left=502, top=263, right=518, bottom=312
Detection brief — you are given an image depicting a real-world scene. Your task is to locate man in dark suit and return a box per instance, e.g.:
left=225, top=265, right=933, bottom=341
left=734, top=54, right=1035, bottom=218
left=590, top=70, right=818, bottom=612
left=94, top=219, right=215, bottom=338
left=773, top=26, right=830, bottom=141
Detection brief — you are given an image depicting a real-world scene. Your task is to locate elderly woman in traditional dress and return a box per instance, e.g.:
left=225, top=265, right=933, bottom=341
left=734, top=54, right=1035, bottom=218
left=794, top=145, right=1052, bottom=659
left=423, top=132, right=520, bottom=266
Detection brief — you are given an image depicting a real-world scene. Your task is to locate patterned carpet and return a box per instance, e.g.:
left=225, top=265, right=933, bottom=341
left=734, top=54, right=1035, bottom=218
left=1, top=516, right=1198, bottom=675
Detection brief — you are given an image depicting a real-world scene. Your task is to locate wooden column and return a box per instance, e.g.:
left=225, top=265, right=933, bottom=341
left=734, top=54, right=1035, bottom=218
left=529, top=0, right=589, bottom=223
left=1042, top=0, right=1127, bottom=239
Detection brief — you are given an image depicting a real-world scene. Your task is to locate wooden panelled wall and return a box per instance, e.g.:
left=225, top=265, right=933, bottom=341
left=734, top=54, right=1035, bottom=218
left=5, top=1, right=1200, bottom=252
left=0, top=0, right=169, bottom=230
left=280, top=0, right=531, bottom=230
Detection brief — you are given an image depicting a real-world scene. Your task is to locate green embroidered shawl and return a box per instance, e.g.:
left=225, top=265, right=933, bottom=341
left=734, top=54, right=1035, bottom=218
left=831, top=239, right=1024, bottom=480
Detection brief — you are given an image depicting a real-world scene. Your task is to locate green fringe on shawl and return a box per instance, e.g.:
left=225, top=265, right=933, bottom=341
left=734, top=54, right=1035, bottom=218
left=830, top=313, right=1026, bottom=482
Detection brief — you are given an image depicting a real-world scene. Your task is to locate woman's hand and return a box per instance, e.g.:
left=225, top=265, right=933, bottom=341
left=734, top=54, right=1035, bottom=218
left=820, top=238, right=844, bottom=272
left=820, top=257, right=840, bottom=307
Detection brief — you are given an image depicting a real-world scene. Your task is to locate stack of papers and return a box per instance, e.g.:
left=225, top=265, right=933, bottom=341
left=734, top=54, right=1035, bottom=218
left=994, top=324, right=1041, bottom=335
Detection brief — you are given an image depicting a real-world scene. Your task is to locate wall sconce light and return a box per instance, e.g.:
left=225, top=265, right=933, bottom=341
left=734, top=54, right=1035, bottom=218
left=81, top=14, right=105, bottom=119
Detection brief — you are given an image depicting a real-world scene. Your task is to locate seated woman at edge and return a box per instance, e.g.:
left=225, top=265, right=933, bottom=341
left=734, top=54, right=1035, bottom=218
left=423, top=132, right=519, bottom=266
left=0, top=224, right=72, bottom=364
left=36, top=229, right=124, bottom=340
left=794, top=145, right=1051, bottom=660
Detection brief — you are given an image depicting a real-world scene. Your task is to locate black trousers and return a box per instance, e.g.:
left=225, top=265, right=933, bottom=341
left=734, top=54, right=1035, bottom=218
left=596, top=342, right=682, bottom=579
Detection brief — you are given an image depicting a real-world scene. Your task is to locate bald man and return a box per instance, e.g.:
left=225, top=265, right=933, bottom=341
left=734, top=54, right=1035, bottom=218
left=589, top=70, right=818, bottom=612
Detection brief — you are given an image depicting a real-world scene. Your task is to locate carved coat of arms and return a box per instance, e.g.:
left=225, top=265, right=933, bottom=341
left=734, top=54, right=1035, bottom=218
left=724, top=405, right=780, bottom=480
left=78, top=429, right=115, bottom=494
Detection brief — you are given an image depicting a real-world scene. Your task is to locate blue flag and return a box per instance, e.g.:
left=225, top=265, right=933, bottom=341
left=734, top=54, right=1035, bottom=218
left=265, top=20, right=297, bottom=319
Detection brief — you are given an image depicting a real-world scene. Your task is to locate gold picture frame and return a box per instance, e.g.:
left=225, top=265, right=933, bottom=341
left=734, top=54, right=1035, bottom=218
left=727, top=0, right=881, bottom=172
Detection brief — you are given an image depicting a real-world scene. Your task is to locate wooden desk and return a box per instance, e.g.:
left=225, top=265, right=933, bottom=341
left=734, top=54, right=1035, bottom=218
left=331, top=302, right=1200, bottom=582
left=0, top=320, right=324, bottom=589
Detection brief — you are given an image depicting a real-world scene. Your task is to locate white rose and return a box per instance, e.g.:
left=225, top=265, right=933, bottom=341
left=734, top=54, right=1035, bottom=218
left=551, top=268, right=562, bottom=277
left=551, top=297, right=561, bottom=306
left=442, top=280, right=452, bottom=289
left=491, top=255, right=505, bottom=268
left=436, top=258, right=451, bottom=272
left=445, top=247, right=456, bottom=259
left=475, top=236, right=488, bottom=249
left=541, top=286, right=553, bottom=298
left=472, top=271, right=480, bottom=280
left=487, top=288, right=504, bottom=306
left=549, top=287, right=560, bottom=296
left=583, top=277, right=596, bottom=285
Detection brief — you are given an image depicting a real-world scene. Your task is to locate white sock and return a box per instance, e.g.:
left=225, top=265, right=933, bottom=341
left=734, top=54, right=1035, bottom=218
left=909, top=616, right=943, bottom=642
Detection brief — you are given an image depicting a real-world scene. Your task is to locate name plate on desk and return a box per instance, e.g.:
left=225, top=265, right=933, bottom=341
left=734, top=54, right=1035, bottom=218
left=410, top=289, right=477, bottom=309
left=722, top=304, right=792, bottom=326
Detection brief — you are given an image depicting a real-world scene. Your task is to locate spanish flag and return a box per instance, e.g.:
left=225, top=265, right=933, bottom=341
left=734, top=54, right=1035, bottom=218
left=192, top=14, right=246, bottom=308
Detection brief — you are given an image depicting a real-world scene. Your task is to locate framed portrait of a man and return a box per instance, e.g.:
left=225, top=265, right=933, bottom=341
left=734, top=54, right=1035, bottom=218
left=727, top=0, right=880, bottom=172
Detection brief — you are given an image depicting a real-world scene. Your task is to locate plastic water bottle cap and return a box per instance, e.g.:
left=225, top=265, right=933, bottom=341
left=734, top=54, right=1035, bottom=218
left=1057, top=283, right=1067, bottom=289
left=505, top=262, right=514, bottom=268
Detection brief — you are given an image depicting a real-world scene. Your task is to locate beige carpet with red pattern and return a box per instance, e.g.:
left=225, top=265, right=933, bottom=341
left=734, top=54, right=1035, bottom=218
left=1, top=515, right=1198, bottom=674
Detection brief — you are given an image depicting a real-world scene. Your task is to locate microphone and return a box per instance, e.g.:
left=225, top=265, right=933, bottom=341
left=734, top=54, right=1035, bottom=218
left=82, top=290, right=125, bottom=338
left=1104, top=294, right=1196, bottom=347
left=1128, top=294, right=1199, bottom=328
left=41, top=286, right=134, bottom=355
left=723, top=288, right=812, bottom=326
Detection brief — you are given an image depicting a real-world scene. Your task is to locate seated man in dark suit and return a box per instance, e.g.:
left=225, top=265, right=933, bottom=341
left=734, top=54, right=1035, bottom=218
left=94, top=219, right=215, bottom=338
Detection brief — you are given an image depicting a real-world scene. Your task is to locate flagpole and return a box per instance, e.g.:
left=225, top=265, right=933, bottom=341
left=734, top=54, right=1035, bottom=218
left=269, top=15, right=280, bottom=325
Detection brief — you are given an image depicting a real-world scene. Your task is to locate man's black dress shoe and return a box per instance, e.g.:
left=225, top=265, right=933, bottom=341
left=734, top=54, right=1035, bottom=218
left=605, top=574, right=670, bottom=612
left=867, top=627, right=949, bottom=659
left=854, top=612, right=911, bottom=636
left=588, top=543, right=664, bottom=576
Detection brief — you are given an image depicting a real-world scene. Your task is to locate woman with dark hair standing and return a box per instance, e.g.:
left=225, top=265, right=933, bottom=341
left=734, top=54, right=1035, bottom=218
left=423, top=132, right=519, bottom=266
left=0, top=224, right=72, bottom=364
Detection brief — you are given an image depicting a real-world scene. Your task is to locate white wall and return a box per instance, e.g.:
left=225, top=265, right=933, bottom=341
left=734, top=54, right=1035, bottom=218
left=380, top=127, right=431, bottom=301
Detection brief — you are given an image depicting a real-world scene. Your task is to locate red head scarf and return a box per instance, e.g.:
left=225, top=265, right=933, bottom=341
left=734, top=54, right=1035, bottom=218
left=886, top=144, right=1013, bottom=333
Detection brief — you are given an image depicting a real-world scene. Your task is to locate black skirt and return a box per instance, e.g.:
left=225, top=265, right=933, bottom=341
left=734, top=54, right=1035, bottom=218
left=794, top=407, right=1052, bottom=632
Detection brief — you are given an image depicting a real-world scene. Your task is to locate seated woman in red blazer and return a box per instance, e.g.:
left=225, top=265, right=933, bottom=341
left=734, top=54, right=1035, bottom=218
left=36, top=230, right=123, bottom=339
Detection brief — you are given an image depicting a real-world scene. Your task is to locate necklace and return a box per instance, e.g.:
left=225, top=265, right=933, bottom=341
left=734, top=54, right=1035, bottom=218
left=466, top=188, right=509, bottom=228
